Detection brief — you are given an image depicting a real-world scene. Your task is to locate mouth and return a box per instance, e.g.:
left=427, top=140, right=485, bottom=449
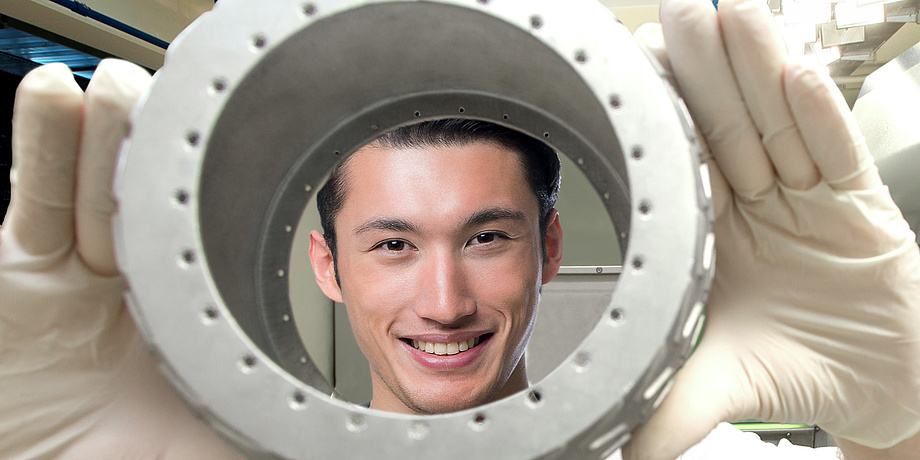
left=403, top=334, right=491, bottom=356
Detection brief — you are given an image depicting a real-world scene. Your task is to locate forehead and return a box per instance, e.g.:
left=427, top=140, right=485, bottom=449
left=336, top=140, right=538, bottom=227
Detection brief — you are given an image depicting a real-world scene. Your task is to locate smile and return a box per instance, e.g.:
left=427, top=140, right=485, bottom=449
left=410, top=335, right=486, bottom=356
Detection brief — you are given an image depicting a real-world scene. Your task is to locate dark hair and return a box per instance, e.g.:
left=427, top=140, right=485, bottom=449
left=316, top=119, right=561, bottom=264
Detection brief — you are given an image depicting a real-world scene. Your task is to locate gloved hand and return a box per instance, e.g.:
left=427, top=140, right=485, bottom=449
left=624, top=0, right=920, bottom=459
left=0, top=60, right=239, bottom=458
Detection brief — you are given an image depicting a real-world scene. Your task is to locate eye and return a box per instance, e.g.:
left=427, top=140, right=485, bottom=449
left=381, top=240, right=406, bottom=251
left=470, top=233, right=497, bottom=245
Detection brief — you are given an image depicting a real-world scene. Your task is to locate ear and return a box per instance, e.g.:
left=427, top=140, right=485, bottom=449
left=309, top=230, right=344, bottom=303
left=541, top=210, right=564, bottom=285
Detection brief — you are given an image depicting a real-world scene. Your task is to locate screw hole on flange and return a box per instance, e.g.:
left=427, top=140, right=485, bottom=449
left=638, top=200, right=653, bottom=216
left=179, top=249, right=196, bottom=266
left=201, top=306, right=220, bottom=323
left=414, top=111, right=421, bottom=117
left=543, top=132, right=550, bottom=138
left=333, top=150, right=341, bottom=156
left=289, top=391, right=307, bottom=410
left=573, top=351, right=591, bottom=372
left=530, top=15, right=543, bottom=29
left=250, top=34, right=268, bottom=50
left=239, top=354, right=258, bottom=373
left=609, top=94, right=622, bottom=109
left=458, top=107, right=465, bottom=113
left=527, top=389, right=543, bottom=407
left=502, top=114, right=509, bottom=120
left=185, top=131, right=200, bottom=147
left=609, top=308, right=626, bottom=325
left=631, top=255, right=645, bottom=271
left=469, top=413, right=488, bottom=431
left=631, top=146, right=644, bottom=160
left=174, top=189, right=190, bottom=205
left=301, top=3, right=317, bottom=16
left=210, top=78, right=228, bottom=94
left=575, top=50, right=588, bottom=63
left=347, top=413, right=367, bottom=433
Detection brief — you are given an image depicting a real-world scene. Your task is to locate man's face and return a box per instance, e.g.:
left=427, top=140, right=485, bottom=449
left=310, top=140, right=563, bottom=415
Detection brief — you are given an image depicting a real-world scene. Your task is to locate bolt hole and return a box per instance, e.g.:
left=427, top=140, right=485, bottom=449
left=239, top=355, right=257, bottom=373
left=530, top=15, right=543, bottom=29
left=573, top=351, right=591, bottom=371
left=502, top=114, right=509, bottom=120
left=174, top=189, right=190, bottom=205
left=180, top=249, right=196, bottom=265
left=414, top=111, right=421, bottom=117
left=251, top=34, right=268, bottom=49
left=632, top=256, right=645, bottom=271
left=202, top=306, right=219, bottom=323
left=631, top=146, right=644, bottom=160
left=347, top=414, right=367, bottom=433
left=610, top=308, right=626, bottom=324
left=302, top=3, right=317, bottom=16
left=609, top=94, right=622, bottom=109
left=333, top=150, right=341, bottom=156
left=290, top=391, right=307, bottom=410
left=458, top=107, right=465, bottom=113
left=543, top=132, right=550, bottom=138
left=639, top=200, right=653, bottom=216
left=186, top=131, right=200, bottom=147
left=575, top=50, right=588, bottom=63
left=527, top=390, right=543, bottom=406
left=211, top=78, right=227, bottom=93
left=473, top=413, right=487, bottom=425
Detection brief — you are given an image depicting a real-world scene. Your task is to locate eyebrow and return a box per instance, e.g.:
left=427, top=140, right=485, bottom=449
left=463, top=207, right=528, bottom=229
left=352, top=207, right=528, bottom=236
left=354, top=217, right=420, bottom=235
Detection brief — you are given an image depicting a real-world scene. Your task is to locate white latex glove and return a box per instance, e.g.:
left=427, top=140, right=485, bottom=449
left=0, top=61, right=239, bottom=459
left=624, top=0, right=920, bottom=459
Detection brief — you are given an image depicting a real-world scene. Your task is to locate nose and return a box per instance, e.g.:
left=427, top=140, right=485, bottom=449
left=413, top=250, right=476, bottom=325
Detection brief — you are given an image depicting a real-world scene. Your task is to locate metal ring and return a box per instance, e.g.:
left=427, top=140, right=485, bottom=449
left=114, top=0, right=713, bottom=458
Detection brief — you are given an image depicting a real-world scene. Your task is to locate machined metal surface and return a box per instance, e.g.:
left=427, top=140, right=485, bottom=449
left=114, top=0, right=714, bottom=458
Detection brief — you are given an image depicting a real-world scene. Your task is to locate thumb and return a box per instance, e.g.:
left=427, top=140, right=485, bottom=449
left=633, top=22, right=672, bottom=76
left=623, top=340, right=746, bottom=460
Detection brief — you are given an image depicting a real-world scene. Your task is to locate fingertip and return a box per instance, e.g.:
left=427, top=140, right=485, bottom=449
left=86, top=59, right=152, bottom=113
left=635, top=23, right=671, bottom=74
left=17, top=63, right=83, bottom=108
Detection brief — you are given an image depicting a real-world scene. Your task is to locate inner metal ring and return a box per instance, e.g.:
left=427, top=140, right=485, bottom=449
left=114, top=0, right=713, bottom=458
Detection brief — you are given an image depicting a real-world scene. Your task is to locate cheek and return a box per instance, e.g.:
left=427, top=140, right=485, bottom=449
left=468, top=252, right=542, bottom=321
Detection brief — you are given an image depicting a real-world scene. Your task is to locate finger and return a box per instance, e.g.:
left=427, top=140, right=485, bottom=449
left=660, top=0, right=775, bottom=200
left=634, top=23, right=672, bottom=75
left=783, top=59, right=882, bottom=191
left=5, top=64, right=84, bottom=256
left=719, top=0, right=821, bottom=190
left=75, top=59, right=151, bottom=276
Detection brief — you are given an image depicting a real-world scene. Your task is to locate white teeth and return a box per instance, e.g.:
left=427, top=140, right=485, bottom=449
left=412, top=337, right=480, bottom=356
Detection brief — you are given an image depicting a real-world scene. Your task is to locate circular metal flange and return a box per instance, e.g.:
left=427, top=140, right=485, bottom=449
left=114, top=0, right=714, bottom=458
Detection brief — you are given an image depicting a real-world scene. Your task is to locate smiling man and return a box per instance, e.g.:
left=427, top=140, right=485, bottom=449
left=308, top=119, right=564, bottom=414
